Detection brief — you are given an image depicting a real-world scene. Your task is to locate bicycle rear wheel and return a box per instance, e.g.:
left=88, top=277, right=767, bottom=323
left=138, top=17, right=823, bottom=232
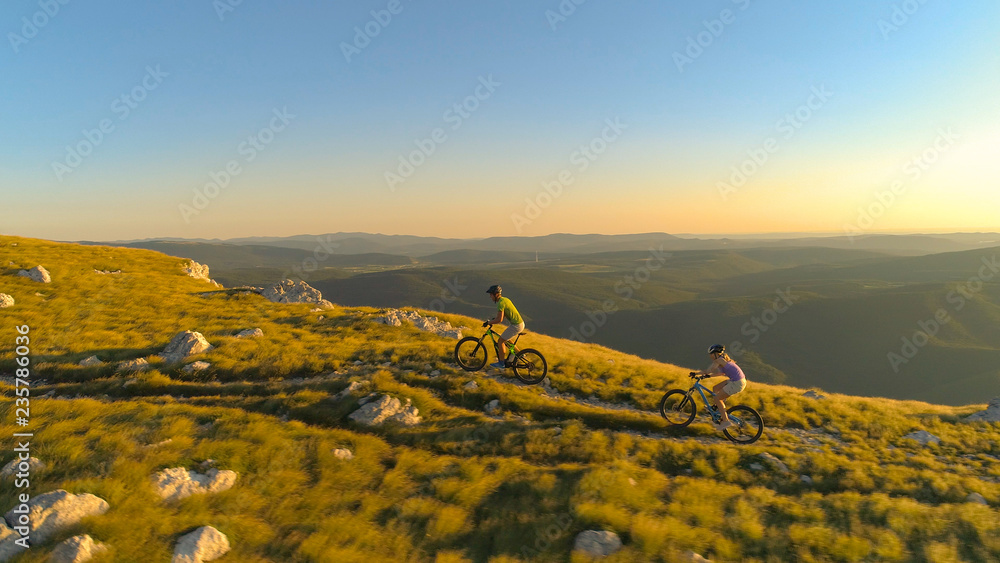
left=455, top=337, right=487, bottom=371
left=512, top=349, right=547, bottom=384
left=659, top=389, right=696, bottom=427
left=723, top=405, right=764, bottom=444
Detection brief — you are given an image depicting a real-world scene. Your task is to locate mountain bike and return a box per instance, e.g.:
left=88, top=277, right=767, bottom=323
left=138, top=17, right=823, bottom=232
left=659, top=372, right=764, bottom=444
left=454, top=322, right=547, bottom=384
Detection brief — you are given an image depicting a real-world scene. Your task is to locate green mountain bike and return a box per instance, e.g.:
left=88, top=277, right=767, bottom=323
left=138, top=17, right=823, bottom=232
left=454, top=322, right=547, bottom=384
left=659, top=372, right=764, bottom=444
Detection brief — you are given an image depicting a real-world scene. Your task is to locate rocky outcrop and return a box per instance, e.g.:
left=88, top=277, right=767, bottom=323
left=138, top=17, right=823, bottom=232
left=254, top=280, right=333, bottom=309
left=17, top=266, right=51, bottom=283
left=183, top=362, right=211, bottom=374
left=902, top=430, right=940, bottom=446
left=116, top=358, right=150, bottom=373
left=333, top=449, right=354, bottom=461
left=49, top=534, right=109, bottom=563
left=1, top=457, right=45, bottom=479
left=161, top=331, right=213, bottom=364
left=0, top=518, right=25, bottom=561
left=0, top=294, right=13, bottom=308
left=235, top=328, right=263, bottom=339
left=965, top=398, right=1000, bottom=423
left=153, top=468, right=238, bottom=502
left=348, top=395, right=421, bottom=427
left=3, top=490, right=109, bottom=545
left=172, top=526, right=230, bottom=563
left=375, top=309, right=462, bottom=339
left=182, top=261, right=221, bottom=288
left=78, top=356, right=103, bottom=367
left=573, top=530, right=622, bottom=558
left=966, top=493, right=988, bottom=505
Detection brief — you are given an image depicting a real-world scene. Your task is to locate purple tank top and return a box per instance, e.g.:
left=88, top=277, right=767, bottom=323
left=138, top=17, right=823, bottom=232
left=721, top=361, right=745, bottom=382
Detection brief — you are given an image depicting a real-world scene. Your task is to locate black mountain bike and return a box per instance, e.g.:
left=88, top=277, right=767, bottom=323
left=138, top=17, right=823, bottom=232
left=454, top=322, right=547, bottom=384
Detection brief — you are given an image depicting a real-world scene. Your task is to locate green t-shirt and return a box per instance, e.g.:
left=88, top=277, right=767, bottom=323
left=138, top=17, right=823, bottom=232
left=497, top=297, right=523, bottom=325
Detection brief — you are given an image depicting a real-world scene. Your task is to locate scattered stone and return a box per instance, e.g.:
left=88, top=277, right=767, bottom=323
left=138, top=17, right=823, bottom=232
left=573, top=530, right=622, bottom=558
left=116, top=358, right=150, bottom=373
left=683, top=551, right=712, bottom=563
left=182, top=261, right=222, bottom=288
left=803, top=390, right=826, bottom=400
left=628, top=478, right=637, bottom=487
left=353, top=360, right=364, bottom=366
left=183, top=362, right=211, bottom=374
left=93, top=269, right=122, bottom=275
left=485, top=399, right=501, bottom=415
left=160, top=331, right=213, bottom=364
left=464, top=381, right=479, bottom=391
left=749, top=463, right=765, bottom=472
left=542, top=377, right=551, bottom=388
left=0, top=294, right=13, bottom=308
left=966, top=493, right=988, bottom=505
left=335, top=381, right=363, bottom=400
left=172, top=526, right=230, bottom=563
left=3, top=490, right=109, bottom=545
left=235, top=328, right=263, bottom=339
left=49, top=534, right=109, bottom=563
left=1, top=457, right=45, bottom=478
left=78, top=356, right=103, bottom=367
left=965, top=398, right=1000, bottom=423
left=18, top=265, right=51, bottom=283
left=153, top=467, right=238, bottom=502
left=800, top=475, right=814, bottom=485
left=0, top=519, right=22, bottom=561
left=332, top=449, right=354, bottom=461
left=759, top=453, right=790, bottom=473
left=902, top=430, right=941, bottom=446
left=122, top=378, right=139, bottom=388
left=253, top=279, right=333, bottom=309
left=374, top=309, right=462, bottom=339
left=348, top=395, right=421, bottom=427
left=142, top=438, right=173, bottom=449
left=429, top=370, right=441, bottom=377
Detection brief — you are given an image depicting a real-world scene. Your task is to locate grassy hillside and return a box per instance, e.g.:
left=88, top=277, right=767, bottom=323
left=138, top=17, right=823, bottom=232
left=2, top=236, right=1000, bottom=562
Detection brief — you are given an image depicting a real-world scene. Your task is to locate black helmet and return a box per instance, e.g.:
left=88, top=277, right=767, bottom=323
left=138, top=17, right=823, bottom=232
left=708, top=344, right=725, bottom=355
left=486, top=285, right=501, bottom=295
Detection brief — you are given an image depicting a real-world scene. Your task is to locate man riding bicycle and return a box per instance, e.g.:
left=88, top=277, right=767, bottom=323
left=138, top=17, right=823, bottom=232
left=485, top=285, right=524, bottom=369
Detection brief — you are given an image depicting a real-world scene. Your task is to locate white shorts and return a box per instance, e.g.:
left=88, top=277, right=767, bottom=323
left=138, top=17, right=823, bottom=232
left=722, top=378, right=746, bottom=396
left=500, top=322, right=525, bottom=341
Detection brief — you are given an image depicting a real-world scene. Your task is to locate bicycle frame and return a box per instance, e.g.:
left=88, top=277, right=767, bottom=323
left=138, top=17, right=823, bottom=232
left=686, top=379, right=745, bottom=424
left=479, top=326, right=523, bottom=361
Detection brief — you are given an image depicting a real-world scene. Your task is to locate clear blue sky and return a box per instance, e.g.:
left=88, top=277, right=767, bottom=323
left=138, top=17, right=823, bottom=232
left=2, top=0, right=998, bottom=240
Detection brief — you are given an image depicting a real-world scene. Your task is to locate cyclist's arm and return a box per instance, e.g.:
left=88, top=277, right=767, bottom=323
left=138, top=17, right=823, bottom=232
left=489, top=309, right=505, bottom=325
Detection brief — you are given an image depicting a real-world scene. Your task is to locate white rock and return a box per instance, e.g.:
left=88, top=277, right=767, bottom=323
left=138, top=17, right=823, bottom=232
left=485, top=399, right=501, bottom=415
left=966, top=492, right=988, bottom=505
left=1, top=456, right=45, bottom=478
left=332, top=449, right=354, bottom=461
left=161, top=331, right=213, bottom=364
left=183, top=362, right=211, bottom=374
left=800, top=475, right=814, bottom=485
left=0, top=294, right=14, bottom=308
left=683, top=551, right=712, bottom=563
left=18, top=265, right=51, bottom=283
left=573, top=530, right=622, bottom=558
left=464, top=381, right=479, bottom=391
left=429, top=370, right=441, bottom=377
left=116, top=358, right=150, bottom=373
left=78, top=356, right=103, bottom=367
left=759, top=453, right=790, bottom=473
left=153, top=467, right=238, bottom=501
left=49, top=534, right=109, bottom=563
left=902, top=430, right=940, bottom=446
left=93, top=269, right=122, bottom=275
left=0, top=519, right=24, bottom=561
left=172, top=526, right=230, bottom=563
left=374, top=309, right=462, bottom=339
left=3, top=490, right=109, bottom=545
left=235, top=328, right=263, bottom=339
left=182, top=261, right=221, bottom=288
left=965, top=398, right=1000, bottom=423
left=348, top=395, right=421, bottom=427
left=749, top=463, right=765, bottom=472
left=803, top=390, right=826, bottom=400
left=255, top=279, right=333, bottom=308
left=335, top=381, right=363, bottom=400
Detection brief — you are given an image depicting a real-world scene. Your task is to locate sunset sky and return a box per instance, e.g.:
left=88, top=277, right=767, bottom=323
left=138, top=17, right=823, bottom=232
left=2, top=0, right=999, bottom=241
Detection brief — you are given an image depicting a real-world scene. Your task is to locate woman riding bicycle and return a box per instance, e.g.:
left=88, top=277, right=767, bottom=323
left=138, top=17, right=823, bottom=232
left=485, top=285, right=524, bottom=369
left=697, top=344, right=747, bottom=430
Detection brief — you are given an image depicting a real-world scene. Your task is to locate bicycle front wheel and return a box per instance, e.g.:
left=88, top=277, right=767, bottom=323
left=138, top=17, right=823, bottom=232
left=512, top=349, right=547, bottom=384
left=455, top=337, right=487, bottom=371
left=659, top=389, right=696, bottom=427
left=723, top=405, right=764, bottom=444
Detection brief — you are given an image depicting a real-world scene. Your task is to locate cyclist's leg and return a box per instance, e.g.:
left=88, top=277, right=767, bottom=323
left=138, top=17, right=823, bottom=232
left=712, top=380, right=731, bottom=421
left=499, top=323, right=524, bottom=361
